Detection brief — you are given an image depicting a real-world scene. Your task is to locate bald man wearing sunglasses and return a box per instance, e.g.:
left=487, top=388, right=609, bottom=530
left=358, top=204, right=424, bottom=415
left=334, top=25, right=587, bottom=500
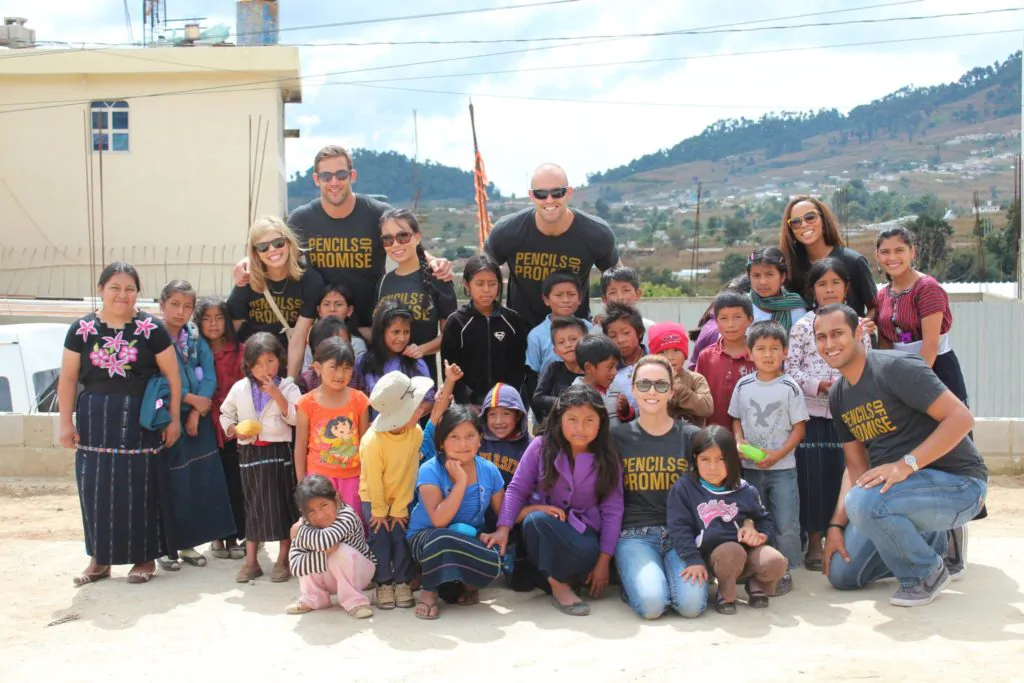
left=485, top=163, right=622, bottom=329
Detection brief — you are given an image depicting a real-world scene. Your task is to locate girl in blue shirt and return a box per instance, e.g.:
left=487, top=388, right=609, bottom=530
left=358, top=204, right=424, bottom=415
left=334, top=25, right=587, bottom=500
left=406, top=405, right=506, bottom=620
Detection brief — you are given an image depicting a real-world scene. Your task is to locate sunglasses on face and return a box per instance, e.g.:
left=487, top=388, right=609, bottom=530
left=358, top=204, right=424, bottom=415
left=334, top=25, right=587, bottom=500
left=788, top=210, right=821, bottom=229
left=635, top=379, right=672, bottom=394
left=254, top=236, right=287, bottom=253
left=317, top=169, right=352, bottom=183
left=531, top=187, right=568, bottom=201
left=381, top=231, right=414, bottom=247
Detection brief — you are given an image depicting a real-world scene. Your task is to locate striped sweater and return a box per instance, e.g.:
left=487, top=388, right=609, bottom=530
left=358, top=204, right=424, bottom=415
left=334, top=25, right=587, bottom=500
left=288, top=506, right=376, bottom=577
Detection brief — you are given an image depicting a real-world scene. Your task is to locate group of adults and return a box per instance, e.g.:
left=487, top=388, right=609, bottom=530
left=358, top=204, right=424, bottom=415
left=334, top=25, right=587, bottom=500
left=57, top=143, right=985, bottom=610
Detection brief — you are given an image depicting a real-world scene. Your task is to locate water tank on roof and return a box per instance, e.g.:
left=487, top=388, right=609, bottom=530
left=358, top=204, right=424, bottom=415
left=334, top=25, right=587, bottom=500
left=236, top=0, right=279, bottom=46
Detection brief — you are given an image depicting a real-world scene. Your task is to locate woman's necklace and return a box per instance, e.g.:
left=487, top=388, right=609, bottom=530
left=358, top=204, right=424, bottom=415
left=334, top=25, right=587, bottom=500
left=266, top=278, right=287, bottom=296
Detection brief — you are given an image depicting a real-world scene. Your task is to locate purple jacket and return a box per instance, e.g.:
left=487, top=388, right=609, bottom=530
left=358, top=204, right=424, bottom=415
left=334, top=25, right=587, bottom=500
left=498, top=436, right=624, bottom=556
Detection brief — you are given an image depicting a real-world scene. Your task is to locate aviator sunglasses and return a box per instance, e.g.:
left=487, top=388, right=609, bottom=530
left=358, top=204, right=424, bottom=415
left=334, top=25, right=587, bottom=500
left=788, top=210, right=821, bottom=229
left=634, top=379, right=672, bottom=394
left=254, top=236, right=287, bottom=253
left=381, top=231, right=414, bottom=248
left=531, top=187, right=569, bottom=201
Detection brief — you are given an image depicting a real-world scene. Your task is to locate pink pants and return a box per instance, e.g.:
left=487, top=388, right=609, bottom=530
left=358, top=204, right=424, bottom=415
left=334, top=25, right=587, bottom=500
left=299, top=544, right=375, bottom=611
left=325, top=475, right=364, bottom=525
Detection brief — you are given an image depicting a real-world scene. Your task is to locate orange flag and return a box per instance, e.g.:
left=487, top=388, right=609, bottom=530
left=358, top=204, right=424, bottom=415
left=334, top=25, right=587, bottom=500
left=474, top=149, right=493, bottom=248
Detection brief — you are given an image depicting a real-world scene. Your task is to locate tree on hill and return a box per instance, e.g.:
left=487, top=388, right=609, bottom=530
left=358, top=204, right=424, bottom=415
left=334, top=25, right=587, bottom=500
left=719, top=253, right=748, bottom=283
left=722, top=217, right=752, bottom=246
left=907, top=215, right=954, bottom=275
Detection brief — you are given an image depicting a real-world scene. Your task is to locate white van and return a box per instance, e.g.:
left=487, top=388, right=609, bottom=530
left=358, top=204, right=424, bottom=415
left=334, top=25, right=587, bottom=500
left=0, top=323, right=67, bottom=413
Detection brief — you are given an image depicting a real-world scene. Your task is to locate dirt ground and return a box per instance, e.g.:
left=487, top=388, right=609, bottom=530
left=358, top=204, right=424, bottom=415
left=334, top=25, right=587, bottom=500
left=1, top=477, right=1022, bottom=682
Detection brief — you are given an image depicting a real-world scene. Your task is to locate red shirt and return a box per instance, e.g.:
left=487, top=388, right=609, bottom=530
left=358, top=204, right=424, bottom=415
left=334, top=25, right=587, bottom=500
left=875, top=275, right=952, bottom=345
left=211, top=342, right=245, bottom=448
left=694, top=338, right=756, bottom=430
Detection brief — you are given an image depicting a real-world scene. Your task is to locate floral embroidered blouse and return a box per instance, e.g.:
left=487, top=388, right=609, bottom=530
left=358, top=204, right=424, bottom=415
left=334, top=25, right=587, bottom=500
left=64, top=312, right=173, bottom=396
left=786, top=310, right=872, bottom=418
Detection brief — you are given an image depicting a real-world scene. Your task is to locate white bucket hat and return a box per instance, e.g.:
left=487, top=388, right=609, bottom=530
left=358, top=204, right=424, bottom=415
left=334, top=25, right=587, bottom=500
left=369, top=371, right=435, bottom=432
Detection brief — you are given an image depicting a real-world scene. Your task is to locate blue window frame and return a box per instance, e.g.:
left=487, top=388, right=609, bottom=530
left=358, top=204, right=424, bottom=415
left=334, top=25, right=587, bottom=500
left=90, top=100, right=129, bottom=152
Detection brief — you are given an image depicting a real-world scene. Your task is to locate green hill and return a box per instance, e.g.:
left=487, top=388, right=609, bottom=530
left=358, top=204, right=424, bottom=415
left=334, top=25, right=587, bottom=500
left=288, top=149, right=501, bottom=211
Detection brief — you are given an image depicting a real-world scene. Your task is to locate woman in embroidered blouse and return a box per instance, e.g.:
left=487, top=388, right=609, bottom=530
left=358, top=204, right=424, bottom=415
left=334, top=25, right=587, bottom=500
left=58, top=262, right=182, bottom=586
left=787, top=257, right=873, bottom=571
left=487, top=384, right=625, bottom=617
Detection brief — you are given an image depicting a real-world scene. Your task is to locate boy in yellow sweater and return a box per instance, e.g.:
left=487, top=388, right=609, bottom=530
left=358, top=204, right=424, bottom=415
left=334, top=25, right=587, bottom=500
left=358, top=371, right=433, bottom=610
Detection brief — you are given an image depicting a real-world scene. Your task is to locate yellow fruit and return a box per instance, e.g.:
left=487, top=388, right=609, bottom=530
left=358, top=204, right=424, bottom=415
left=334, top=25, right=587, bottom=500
left=236, top=419, right=262, bottom=438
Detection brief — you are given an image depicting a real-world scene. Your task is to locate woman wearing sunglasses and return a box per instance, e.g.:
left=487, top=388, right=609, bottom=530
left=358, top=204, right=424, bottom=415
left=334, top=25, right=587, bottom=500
left=228, top=217, right=324, bottom=378
left=611, top=355, right=705, bottom=619
left=376, top=209, right=458, bottom=384
left=779, top=196, right=877, bottom=318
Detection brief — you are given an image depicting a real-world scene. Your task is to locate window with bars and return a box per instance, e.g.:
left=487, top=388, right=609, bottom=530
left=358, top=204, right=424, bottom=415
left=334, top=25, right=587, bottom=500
left=90, top=100, right=130, bottom=152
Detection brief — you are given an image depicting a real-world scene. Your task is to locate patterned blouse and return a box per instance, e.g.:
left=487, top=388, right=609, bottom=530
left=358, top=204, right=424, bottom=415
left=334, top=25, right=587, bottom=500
left=786, top=310, right=872, bottom=418
left=875, top=275, right=953, bottom=345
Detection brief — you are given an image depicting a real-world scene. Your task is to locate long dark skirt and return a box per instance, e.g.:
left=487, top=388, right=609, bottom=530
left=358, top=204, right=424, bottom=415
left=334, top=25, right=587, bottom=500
left=932, top=350, right=987, bottom=520
left=408, top=528, right=502, bottom=591
left=75, top=392, right=175, bottom=565
left=520, top=510, right=600, bottom=583
left=220, top=439, right=246, bottom=542
left=796, top=416, right=847, bottom=536
left=238, top=442, right=298, bottom=542
left=165, top=413, right=236, bottom=549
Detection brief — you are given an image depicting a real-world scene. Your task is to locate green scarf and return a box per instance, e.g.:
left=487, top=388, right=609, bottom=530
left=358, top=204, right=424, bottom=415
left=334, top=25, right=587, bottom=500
left=750, top=288, right=805, bottom=329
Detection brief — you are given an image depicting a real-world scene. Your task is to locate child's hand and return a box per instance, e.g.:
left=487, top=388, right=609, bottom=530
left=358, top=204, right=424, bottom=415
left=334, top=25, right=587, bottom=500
left=443, top=361, right=464, bottom=385
left=680, top=564, right=708, bottom=585
left=289, top=520, right=302, bottom=541
left=533, top=505, right=566, bottom=522
left=817, top=379, right=834, bottom=397
left=226, top=424, right=237, bottom=439
left=756, top=449, right=785, bottom=470
left=859, top=317, right=877, bottom=337
left=389, top=516, right=408, bottom=531
left=185, top=409, right=200, bottom=437
left=480, top=527, right=510, bottom=555
left=369, top=515, right=388, bottom=534
left=260, top=374, right=282, bottom=397
left=585, top=555, right=611, bottom=597
left=738, top=524, right=763, bottom=546
left=445, top=459, right=468, bottom=486
left=403, top=344, right=424, bottom=360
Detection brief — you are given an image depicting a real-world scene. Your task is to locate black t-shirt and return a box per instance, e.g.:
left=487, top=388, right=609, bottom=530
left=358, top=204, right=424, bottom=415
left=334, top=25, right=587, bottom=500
left=485, top=207, right=619, bottom=328
left=227, top=269, right=323, bottom=347
left=63, top=312, right=173, bottom=396
left=829, top=350, right=987, bottom=481
left=612, top=420, right=701, bottom=529
left=377, top=269, right=458, bottom=348
left=288, top=195, right=391, bottom=328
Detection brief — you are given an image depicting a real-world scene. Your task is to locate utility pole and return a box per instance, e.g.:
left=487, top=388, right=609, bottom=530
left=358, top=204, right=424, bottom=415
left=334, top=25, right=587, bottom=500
left=973, top=190, right=986, bottom=280
left=411, top=109, right=421, bottom=213
left=689, top=181, right=703, bottom=284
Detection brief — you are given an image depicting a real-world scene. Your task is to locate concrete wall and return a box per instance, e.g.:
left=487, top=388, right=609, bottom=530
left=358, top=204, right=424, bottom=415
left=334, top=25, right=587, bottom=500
left=0, top=413, right=1020, bottom=479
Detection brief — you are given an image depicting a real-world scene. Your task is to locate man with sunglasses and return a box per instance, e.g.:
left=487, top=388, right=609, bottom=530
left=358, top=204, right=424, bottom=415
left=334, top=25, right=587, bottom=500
left=485, top=163, right=621, bottom=329
left=234, top=145, right=451, bottom=337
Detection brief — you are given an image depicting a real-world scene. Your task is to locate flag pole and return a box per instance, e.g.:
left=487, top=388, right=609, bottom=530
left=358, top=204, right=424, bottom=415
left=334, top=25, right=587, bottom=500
left=469, top=100, right=492, bottom=249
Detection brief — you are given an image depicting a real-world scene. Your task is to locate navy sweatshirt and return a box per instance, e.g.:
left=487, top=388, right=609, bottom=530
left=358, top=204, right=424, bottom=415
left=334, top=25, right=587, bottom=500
left=666, top=476, right=777, bottom=568
left=440, top=302, right=530, bottom=405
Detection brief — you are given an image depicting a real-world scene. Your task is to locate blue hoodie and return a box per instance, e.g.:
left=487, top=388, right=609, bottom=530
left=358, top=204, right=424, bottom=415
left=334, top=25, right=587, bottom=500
left=479, top=383, right=531, bottom=487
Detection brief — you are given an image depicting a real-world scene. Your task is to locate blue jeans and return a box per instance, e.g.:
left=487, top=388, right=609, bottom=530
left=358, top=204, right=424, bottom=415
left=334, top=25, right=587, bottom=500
left=828, top=469, right=987, bottom=588
left=615, top=526, right=707, bottom=619
left=742, top=467, right=801, bottom=569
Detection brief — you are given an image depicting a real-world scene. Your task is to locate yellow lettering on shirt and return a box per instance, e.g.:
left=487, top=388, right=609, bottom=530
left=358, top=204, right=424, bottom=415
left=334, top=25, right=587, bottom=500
left=840, top=399, right=897, bottom=442
left=622, top=455, right=689, bottom=492
left=306, top=237, right=374, bottom=270
left=248, top=296, right=302, bottom=326
left=378, top=291, right=432, bottom=322
left=512, top=252, right=583, bottom=283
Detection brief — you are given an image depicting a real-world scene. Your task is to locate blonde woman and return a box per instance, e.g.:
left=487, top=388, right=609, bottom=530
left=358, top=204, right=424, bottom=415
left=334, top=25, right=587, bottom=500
left=228, top=217, right=325, bottom=378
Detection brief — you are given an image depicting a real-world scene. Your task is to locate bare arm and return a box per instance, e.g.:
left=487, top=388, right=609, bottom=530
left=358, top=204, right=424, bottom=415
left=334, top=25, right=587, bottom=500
left=910, top=391, right=975, bottom=467
left=287, top=316, right=314, bottom=378
left=418, top=483, right=466, bottom=529
left=918, top=312, right=943, bottom=368
left=57, top=349, right=81, bottom=448
left=294, top=408, right=310, bottom=481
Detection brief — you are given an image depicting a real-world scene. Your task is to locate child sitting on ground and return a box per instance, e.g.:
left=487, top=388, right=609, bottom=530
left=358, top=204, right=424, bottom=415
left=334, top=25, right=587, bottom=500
left=647, top=322, right=713, bottom=427
left=287, top=474, right=377, bottom=618
left=571, top=334, right=634, bottom=428
left=531, top=316, right=587, bottom=427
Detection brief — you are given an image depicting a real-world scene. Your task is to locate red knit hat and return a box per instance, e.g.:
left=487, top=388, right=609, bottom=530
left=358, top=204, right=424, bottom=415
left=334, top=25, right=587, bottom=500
left=648, top=322, right=689, bottom=357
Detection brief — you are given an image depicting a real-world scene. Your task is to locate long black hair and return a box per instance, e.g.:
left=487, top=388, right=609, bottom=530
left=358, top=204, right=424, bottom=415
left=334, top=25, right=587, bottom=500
left=98, top=261, right=141, bottom=290
left=541, top=384, right=619, bottom=501
left=242, top=332, right=285, bottom=381
left=295, top=474, right=340, bottom=513
left=461, top=253, right=504, bottom=302
left=805, top=256, right=852, bottom=307
left=380, top=208, right=441, bottom=307
left=875, top=225, right=916, bottom=282
left=317, top=282, right=361, bottom=340
left=689, top=425, right=742, bottom=490
left=194, top=296, right=239, bottom=347
left=361, top=299, right=418, bottom=378
left=433, top=404, right=483, bottom=465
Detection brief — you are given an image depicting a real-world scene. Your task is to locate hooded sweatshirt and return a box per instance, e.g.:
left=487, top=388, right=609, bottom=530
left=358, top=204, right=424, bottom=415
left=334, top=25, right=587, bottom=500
left=479, top=383, right=531, bottom=486
left=440, top=302, right=530, bottom=405
left=666, top=475, right=777, bottom=568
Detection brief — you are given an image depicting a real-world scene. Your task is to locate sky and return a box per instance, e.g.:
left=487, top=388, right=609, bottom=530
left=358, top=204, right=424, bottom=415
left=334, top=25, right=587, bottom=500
left=7, top=0, right=1024, bottom=195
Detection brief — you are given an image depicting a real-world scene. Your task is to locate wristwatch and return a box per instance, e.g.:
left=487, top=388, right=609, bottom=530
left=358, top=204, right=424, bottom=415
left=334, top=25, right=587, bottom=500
left=903, top=454, right=919, bottom=472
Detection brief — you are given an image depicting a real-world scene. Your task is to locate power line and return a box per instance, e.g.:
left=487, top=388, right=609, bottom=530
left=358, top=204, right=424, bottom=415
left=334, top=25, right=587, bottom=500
left=0, top=26, right=1019, bottom=116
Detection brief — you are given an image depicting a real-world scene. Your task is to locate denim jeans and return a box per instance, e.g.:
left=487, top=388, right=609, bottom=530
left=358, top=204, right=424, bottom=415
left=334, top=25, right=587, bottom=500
left=742, top=467, right=801, bottom=569
left=828, top=469, right=987, bottom=589
left=614, top=526, right=707, bottom=619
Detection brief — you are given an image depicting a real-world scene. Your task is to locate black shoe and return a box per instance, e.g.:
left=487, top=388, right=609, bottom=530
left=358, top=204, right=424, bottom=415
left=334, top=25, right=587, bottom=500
left=715, top=598, right=737, bottom=615
left=773, top=572, right=793, bottom=596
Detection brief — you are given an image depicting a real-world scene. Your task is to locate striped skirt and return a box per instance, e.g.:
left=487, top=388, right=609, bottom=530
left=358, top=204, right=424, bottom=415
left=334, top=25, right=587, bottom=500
left=408, top=528, right=502, bottom=591
left=795, top=416, right=847, bottom=535
left=165, top=413, right=237, bottom=550
left=75, top=392, right=174, bottom=565
left=238, top=442, right=298, bottom=542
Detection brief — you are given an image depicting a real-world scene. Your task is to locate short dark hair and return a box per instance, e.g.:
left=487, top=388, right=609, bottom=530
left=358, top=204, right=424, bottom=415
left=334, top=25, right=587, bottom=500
left=600, top=266, right=641, bottom=296
left=815, top=303, right=859, bottom=332
left=745, top=320, right=788, bottom=349
left=549, top=315, right=588, bottom=341
left=159, top=279, right=196, bottom=304
left=601, top=301, right=645, bottom=339
left=194, top=296, right=238, bottom=346
left=690, top=425, right=742, bottom=490
left=242, top=332, right=285, bottom=380
left=574, top=334, right=620, bottom=369
left=713, top=290, right=753, bottom=319
left=310, top=316, right=350, bottom=352
left=542, top=270, right=581, bottom=298
left=462, top=253, right=504, bottom=301
left=295, top=474, right=339, bottom=512
left=314, top=336, right=356, bottom=367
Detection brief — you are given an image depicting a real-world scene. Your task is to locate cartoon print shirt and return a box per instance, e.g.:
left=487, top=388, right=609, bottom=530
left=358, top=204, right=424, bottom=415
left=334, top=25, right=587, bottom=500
left=297, top=389, right=370, bottom=479
left=727, top=372, right=809, bottom=471
left=64, top=312, right=173, bottom=397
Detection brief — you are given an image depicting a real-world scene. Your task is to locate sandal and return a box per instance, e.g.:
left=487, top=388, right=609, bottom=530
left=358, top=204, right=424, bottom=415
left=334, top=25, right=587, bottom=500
left=210, top=541, right=230, bottom=560
left=803, top=556, right=823, bottom=572
left=415, top=600, right=440, bottom=620
left=715, top=598, right=738, bottom=615
left=236, top=564, right=264, bottom=583
left=550, top=597, right=590, bottom=616
left=347, top=604, right=374, bottom=619
left=285, top=601, right=314, bottom=615
left=156, top=556, right=181, bottom=571
left=270, top=564, right=291, bottom=583
left=745, top=582, right=770, bottom=608
left=228, top=546, right=246, bottom=560
left=180, top=549, right=208, bottom=567
left=73, top=565, right=110, bottom=587
left=127, top=564, right=156, bottom=584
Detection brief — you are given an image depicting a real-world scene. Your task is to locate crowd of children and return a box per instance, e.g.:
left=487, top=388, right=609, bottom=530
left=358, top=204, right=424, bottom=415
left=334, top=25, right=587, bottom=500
left=68, top=206, right=938, bottom=621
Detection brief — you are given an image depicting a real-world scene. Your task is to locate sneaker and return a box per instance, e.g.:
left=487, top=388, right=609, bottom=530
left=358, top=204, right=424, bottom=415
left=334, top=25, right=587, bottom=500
left=889, top=563, right=952, bottom=607
left=394, top=582, right=415, bottom=608
left=773, top=572, right=793, bottom=596
left=945, top=526, right=967, bottom=581
left=285, top=601, right=313, bottom=615
left=375, top=583, right=397, bottom=610
left=347, top=604, right=374, bottom=619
